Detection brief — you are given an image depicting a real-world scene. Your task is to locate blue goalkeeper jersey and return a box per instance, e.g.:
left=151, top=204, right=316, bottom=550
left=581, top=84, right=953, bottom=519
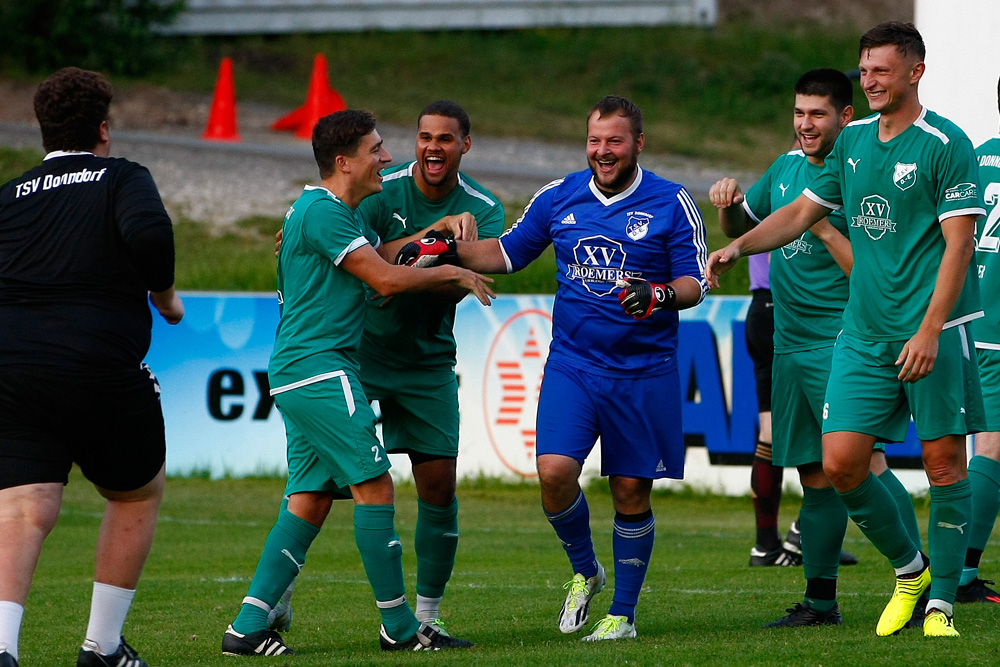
left=499, top=167, right=708, bottom=377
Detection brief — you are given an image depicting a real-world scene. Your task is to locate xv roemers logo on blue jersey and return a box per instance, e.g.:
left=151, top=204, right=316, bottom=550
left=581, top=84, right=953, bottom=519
left=567, top=234, right=637, bottom=296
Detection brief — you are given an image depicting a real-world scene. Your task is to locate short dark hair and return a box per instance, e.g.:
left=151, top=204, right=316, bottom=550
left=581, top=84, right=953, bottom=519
left=312, top=110, right=377, bottom=179
left=859, top=21, right=926, bottom=62
left=794, top=68, right=854, bottom=113
left=589, top=95, right=643, bottom=141
left=419, top=100, right=471, bottom=137
left=34, top=67, right=113, bottom=153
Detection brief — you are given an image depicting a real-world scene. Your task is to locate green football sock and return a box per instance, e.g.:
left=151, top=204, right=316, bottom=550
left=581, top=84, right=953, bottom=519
left=968, top=455, right=1000, bottom=553
left=878, top=468, right=923, bottom=552
left=800, top=486, right=846, bottom=581
left=804, top=577, right=838, bottom=613
left=837, top=472, right=917, bottom=568
left=415, top=497, right=459, bottom=601
left=232, top=508, right=319, bottom=634
left=354, top=504, right=420, bottom=641
left=927, top=479, right=972, bottom=605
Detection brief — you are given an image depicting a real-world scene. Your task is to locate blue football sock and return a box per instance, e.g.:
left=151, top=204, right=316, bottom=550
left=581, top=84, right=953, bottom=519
left=545, top=491, right=598, bottom=579
left=608, top=510, right=655, bottom=624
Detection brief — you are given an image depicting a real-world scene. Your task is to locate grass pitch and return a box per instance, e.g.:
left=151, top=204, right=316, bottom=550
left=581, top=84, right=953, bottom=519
left=19, top=470, right=1000, bottom=666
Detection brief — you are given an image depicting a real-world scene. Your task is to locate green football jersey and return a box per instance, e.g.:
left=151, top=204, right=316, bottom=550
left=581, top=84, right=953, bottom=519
left=355, top=162, right=505, bottom=369
left=269, top=185, right=379, bottom=390
left=805, top=109, right=985, bottom=341
left=973, top=136, right=1000, bottom=348
left=744, top=149, right=849, bottom=352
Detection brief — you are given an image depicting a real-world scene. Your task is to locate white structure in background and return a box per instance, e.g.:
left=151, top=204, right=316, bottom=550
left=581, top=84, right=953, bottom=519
left=163, top=0, right=717, bottom=35
left=916, top=0, right=1000, bottom=146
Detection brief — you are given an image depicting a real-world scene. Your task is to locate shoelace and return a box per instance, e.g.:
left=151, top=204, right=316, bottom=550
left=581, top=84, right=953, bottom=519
left=591, top=615, right=624, bottom=635
left=563, top=577, right=591, bottom=609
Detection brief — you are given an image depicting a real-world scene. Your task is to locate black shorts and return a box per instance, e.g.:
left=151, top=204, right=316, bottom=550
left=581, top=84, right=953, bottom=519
left=744, top=289, right=774, bottom=412
left=0, top=363, right=166, bottom=491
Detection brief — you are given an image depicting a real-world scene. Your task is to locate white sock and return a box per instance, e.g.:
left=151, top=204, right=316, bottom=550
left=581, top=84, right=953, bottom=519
left=415, top=595, right=442, bottom=623
left=0, top=601, right=25, bottom=661
left=85, top=583, right=135, bottom=655
left=894, top=551, right=925, bottom=577
left=928, top=599, right=954, bottom=616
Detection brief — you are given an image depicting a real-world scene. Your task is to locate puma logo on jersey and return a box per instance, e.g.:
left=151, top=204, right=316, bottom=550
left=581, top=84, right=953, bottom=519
left=618, top=558, right=647, bottom=568
left=560, top=213, right=577, bottom=225
left=937, top=521, right=967, bottom=534
left=847, top=158, right=861, bottom=172
left=281, top=549, right=304, bottom=572
left=392, top=212, right=407, bottom=228
left=779, top=183, right=789, bottom=197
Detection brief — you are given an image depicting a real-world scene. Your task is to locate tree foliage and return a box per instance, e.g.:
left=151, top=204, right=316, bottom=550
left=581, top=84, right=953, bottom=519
left=0, top=0, right=185, bottom=75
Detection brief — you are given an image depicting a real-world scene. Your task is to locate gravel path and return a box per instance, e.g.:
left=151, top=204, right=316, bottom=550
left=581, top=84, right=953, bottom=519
left=0, top=100, right=756, bottom=225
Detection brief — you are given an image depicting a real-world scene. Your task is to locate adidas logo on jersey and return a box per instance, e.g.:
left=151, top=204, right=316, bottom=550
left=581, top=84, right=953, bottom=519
left=655, top=460, right=667, bottom=472
left=560, top=213, right=577, bottom=225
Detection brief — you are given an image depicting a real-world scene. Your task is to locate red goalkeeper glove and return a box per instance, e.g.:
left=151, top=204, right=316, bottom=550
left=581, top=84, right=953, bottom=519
left=616, top=277, right=675, bottom=320
left=394, top=230, right=459, bottom=267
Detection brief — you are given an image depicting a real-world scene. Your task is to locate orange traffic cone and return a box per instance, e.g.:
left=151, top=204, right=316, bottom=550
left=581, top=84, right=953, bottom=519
left=271, top=54, right=347, bottom=140
left=202, top=57, right=241, bottom=142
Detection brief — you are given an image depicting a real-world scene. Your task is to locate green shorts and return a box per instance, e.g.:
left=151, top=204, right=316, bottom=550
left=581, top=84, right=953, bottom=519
left=823, top=327, right=985, bottom=442
left=771, top=346, right=832, bottom=467
left=976, top=347, right=1000, bottom=432
left=274, top=371, right=390, bottom=496
left=361, top=356, right=459, bottom=458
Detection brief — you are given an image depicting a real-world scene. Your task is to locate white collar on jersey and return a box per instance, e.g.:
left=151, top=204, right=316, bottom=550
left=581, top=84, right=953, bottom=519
left=44, top=150, right=96, bottom=160
left=588, top=165, right=644, bottom=206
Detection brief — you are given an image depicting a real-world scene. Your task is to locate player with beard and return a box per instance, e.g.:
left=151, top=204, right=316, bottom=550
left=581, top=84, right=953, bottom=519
left=707, top=22, right=985, bottom=637
left=455, top=95, right=708, bottom=641
left=710, top=68, right=922, bottom=628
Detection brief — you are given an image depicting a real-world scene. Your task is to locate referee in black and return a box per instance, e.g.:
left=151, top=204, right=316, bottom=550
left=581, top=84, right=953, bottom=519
left=0, top=67, right=183, bottom=667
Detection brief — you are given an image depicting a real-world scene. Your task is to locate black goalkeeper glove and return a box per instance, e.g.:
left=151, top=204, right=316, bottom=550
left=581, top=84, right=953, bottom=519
left=394, top=230, right=459, bottom=268
left=616, top=277, right=676, bottom=320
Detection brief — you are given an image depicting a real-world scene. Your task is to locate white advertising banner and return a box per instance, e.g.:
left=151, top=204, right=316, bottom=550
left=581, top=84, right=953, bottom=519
left=147, top=293, right=926, bottom=494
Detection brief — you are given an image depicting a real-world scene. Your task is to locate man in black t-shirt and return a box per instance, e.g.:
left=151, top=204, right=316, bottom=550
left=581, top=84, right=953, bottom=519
left=0, top=67, right=183, bottom=667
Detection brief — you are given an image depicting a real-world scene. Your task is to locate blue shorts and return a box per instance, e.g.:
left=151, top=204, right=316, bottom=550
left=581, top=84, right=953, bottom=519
left=535, top=359, right=684, bottom=479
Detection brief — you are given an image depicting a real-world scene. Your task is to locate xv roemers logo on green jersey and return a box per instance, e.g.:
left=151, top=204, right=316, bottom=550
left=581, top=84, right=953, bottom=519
left=780, top=234, right=813, bottom=259
left=852, top=195, right=896, bottom=240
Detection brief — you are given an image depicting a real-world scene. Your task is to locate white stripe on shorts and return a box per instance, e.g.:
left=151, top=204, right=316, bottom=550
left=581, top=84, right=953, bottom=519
left=269, top=370, right=345, bottom=395
left=269, top=370, right=356, bottom=417
left=958, top=324, right=971, bottom=360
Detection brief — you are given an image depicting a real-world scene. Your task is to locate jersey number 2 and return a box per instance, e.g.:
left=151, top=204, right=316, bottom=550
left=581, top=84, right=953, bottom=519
left=976, top=182, right=1000, bottom=253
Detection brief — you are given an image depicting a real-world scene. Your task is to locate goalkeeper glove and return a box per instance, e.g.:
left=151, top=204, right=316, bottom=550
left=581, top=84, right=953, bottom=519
left=394, top=230, right=459, bottom=267
left=616, top=277, right=675, bottom=320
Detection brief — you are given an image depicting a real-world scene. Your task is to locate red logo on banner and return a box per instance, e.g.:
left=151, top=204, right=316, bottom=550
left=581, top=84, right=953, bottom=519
left=482, top=308, right=553, bottom=478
